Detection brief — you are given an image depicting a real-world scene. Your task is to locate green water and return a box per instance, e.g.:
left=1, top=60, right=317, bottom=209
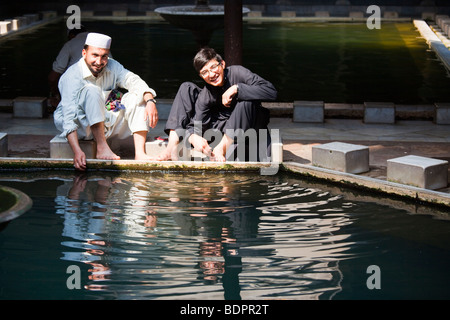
left=0, top=171, right=449, bottom=300
left=1, top=20, right=450, bottom=103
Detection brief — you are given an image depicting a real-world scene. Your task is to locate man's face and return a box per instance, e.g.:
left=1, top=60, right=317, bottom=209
left=82, top=46, right=109, bottom=76
left=199, top=59, right=225, bottom=87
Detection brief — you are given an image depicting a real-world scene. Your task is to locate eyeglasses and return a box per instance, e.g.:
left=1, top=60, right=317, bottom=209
left=199, top=62, right=221, bottom=77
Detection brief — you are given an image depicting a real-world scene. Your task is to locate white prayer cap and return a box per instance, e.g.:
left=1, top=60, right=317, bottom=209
left=85, top=32, right=111, bottom=49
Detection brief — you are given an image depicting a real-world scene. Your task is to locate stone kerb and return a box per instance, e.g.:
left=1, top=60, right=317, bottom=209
left=312, top=142, right=370, bottom=174
left=387, top=155, right=448, bottom=190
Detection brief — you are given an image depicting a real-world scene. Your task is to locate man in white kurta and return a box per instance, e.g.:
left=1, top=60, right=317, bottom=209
left=54, top=33, right=158, bottom=171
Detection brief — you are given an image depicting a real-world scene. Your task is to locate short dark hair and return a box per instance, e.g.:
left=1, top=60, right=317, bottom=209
left=193, top=47, right=223, bottom=73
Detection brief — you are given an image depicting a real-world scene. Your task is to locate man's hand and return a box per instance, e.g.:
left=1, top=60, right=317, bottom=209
left=144, top=93, right=158, bottom=128
left=188, top=134, right=212, bottom=155
left=145, top=101, right=158, bottom=128
left=222, top=84, right=238, bottom=107
left=67, top=131, right=87, bottom=171
left=73, top=149, right=87, bottom=171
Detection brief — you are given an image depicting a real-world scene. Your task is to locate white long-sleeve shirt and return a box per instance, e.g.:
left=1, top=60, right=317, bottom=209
left=54, top=57, right=156, bottom=138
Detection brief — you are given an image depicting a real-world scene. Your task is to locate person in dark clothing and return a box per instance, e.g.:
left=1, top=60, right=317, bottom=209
left=157, top=47, right=277, bottom=162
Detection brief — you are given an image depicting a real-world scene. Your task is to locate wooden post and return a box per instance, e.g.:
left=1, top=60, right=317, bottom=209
left=224, top=0, right=243, bottom=66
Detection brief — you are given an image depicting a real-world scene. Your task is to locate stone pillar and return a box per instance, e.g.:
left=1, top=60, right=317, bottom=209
left=224, top=0, right=243, bottom=66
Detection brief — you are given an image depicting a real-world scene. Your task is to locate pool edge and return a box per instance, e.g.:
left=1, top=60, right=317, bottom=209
left=0, top=156, right=449, bottom=209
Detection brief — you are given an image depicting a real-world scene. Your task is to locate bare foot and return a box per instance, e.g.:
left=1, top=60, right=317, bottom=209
left=135, top=153, right=156, bottom=161
left=96, top=148, right=121, bottom=160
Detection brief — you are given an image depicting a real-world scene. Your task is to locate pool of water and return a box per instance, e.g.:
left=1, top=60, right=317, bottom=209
left=1, top=20, right=450, bottom=103
left=0, top=170, right=449, bottom=300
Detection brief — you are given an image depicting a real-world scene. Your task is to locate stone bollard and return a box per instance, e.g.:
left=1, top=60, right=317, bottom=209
left=364, top=102, right=395, bottom=124
left=13, top=97, right=47, bottom=118
left=293, top=101, right=324, bottom=123
left=387, top=155, right=448, bottom=190
left=312, top=142, right=370, bottom=174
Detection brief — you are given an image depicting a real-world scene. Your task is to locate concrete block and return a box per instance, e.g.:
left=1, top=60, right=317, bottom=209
left=422, top=12, right=435, bottom=21
left=13, top=97, right=47, bottom=118
left=349, top=11, right=364, bottom=19
left=384, top=11, right=399, bottom=19
left=435, top=103, right=450, bottom=124
left=248, top=11, right=262, bottom=18
left=146, top=11, right=159, bottom=18
left=50, top=135, right=97, bottom=159
left=5, top=19, right=20, bottom=31
left=436, top=15, right=449, bottom=27
left=81, top=11, right=94, bottom=17
left=23, top=14, right=39, bottom=23
left=439, top=19, right=450, bottom=31
left=293, top=101, right=324, bottom=123
left=112, top=10, right=127, bottom=17
left=0, top=21, right=11, bottom=35
left=315, top=11, right=330, bottom=18
left=442, top=21, right=450, bottom=35
left=145, top=139, right=168, bottom=158
left=281, top=11, right=296, bottom=18
left=13, top=17, right=26, bottom=28
left=312, top=142, right=369, bottom=174
left=364, top=102, right=395, bottom=124
left=0, top=133, right=7, bottom=157
left=387, top=155, right=448, bottom=190
left=40, top=11, right=57, bottom=20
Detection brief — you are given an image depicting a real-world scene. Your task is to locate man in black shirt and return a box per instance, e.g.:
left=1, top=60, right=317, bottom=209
left=157, top=47, right=277, bottom=161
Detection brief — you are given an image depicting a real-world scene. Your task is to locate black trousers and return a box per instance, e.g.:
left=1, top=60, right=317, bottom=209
left=165, top=82, right=272, bottom=161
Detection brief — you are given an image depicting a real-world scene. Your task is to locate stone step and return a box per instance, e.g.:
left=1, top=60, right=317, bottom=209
left=312, top=141, right=369, bottom=174
left=50, top=135, right=97, bottom=159
left=387, top=155, right=448, bottom=190
left=0, top=132, right=7, bottom=157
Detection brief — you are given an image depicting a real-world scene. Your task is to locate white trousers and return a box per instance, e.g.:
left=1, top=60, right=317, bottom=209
left=76, top=84, right=148, bottom=144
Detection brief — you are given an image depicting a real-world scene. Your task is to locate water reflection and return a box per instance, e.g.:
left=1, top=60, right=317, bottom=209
left=51, top=172, right=362, bottom=299
left=1, top=171, right=449, bottom=299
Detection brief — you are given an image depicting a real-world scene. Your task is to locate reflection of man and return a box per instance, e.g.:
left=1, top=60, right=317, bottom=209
left=54, top=32, right=158, bottom=171
left=157, top=47, right=277, bottom=161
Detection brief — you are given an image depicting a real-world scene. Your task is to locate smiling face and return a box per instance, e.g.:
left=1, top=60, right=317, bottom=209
left=199, top=59, right=226, bottom=87
left=82, top=45, right=109, bottom=76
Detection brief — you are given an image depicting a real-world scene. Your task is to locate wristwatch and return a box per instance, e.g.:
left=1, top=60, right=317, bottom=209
left=146, top=98, right=156, bottom=104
